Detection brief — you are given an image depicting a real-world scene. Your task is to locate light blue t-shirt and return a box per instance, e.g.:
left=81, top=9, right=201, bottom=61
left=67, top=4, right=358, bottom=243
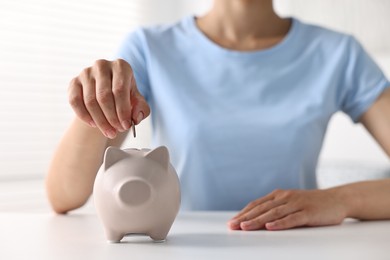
left=115, top=16, right=390, bottom=211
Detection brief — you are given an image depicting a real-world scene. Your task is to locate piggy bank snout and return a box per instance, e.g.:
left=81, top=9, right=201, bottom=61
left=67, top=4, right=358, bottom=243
left=116, top=179, right=152, bottom=207
left=94, top=146, right=180, bottom=243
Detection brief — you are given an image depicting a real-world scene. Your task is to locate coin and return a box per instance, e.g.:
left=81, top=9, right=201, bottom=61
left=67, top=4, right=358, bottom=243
left=131, top=121, right=136, bottom=138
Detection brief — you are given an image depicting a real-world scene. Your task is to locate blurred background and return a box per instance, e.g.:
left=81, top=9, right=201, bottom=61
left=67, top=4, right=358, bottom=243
left=0, top=0, right=389, bottom=211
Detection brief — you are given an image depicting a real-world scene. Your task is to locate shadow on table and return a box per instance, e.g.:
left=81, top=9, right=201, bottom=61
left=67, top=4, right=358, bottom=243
left=119, top=233, right=273, bottom=247
left=119, top=231, right=315, bottom=248
left=117, top=219, right=383, bottom=248
left=166, top=233, right=285, bottom=247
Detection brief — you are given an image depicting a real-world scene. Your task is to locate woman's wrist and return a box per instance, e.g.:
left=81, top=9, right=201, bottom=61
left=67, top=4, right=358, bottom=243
left=70, top=117, right=109, bottom=148
left=325, top=184, right=360, bottom=219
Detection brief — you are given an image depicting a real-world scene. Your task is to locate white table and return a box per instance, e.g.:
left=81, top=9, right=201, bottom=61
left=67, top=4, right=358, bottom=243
left=1, top=211, right=389, bottom=260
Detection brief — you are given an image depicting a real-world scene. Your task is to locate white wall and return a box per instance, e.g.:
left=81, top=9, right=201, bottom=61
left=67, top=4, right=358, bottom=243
left=0, top=0, right=155, bottom=180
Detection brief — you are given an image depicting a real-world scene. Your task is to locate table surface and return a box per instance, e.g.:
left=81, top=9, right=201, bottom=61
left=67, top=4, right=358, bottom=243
left=1, top=210, right=390, bottom=260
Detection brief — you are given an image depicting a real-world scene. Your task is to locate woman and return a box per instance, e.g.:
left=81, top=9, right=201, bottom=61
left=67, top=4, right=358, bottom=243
left=46, top=0, right=390, bottom=231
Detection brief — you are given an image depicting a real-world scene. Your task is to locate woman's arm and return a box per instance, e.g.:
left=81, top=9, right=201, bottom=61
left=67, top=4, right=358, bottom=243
left=360, top=87, right=390, bottom=157
left=45, top=117, right=128, bottom=214
left=329, top=178, right=390, bottom=220
left=45, top=59, right=150, bottom=214
left=344, top=86, right=390, bottom=219
left=307, top=87, right=390, bottom=222
left=228, top=87, right=390, bottom=230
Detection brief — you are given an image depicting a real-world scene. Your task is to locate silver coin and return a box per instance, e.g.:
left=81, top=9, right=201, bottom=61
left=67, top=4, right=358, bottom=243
left=131, top=121, right=136, bottom=138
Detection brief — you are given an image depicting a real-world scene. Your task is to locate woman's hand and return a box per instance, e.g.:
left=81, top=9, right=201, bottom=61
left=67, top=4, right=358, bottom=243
left=68, top=59, right=150, bottom=139
left=228, top=189, right=348, bottom=231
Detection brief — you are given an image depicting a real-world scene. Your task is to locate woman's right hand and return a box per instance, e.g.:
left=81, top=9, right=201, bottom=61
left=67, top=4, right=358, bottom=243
left=68, top=59, right=150, bottom=139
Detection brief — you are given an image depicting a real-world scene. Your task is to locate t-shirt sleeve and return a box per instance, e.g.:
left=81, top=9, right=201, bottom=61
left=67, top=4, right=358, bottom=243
left=340, top=36, right=390, bottom=123
left=113, top=29, right=150, bottom=101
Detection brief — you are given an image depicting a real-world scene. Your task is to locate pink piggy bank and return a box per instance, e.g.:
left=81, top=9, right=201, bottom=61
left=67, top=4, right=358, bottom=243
left=93, top=146, right=181, bottom=243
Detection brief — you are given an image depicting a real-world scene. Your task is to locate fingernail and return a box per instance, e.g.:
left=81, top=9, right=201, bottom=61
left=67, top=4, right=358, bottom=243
left=241, top=221, right=253, bottom=229
left=228, top=220, right=240, bottom=226
left=105, top=129, right=116, bottom=139
left=121, top=120, right=131, bottom=130
left=136, top=112, right=144, bottom=124
left=266, top=222, right=275, bottom=229
left=89, top=121, right=96, bottom=128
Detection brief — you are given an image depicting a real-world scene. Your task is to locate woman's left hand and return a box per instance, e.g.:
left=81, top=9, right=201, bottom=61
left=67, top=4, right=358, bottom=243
left=228, top=189, right=348, bottom=231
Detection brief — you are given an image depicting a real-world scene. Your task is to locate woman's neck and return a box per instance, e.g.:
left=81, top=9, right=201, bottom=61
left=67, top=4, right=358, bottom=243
left=196, top=0, right=291, bottom=51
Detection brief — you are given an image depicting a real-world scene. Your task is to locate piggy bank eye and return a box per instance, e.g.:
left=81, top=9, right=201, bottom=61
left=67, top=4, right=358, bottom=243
left=118, top=180, right=151, bottom=207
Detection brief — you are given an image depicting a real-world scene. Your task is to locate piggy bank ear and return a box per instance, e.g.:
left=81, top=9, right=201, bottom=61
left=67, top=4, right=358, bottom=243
left=145, top=146, right=169, bottom=170
left=103, top=146, right=129, bottom=171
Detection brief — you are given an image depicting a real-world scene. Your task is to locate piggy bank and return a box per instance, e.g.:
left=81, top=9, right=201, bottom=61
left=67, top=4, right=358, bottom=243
left=93, top=146, right=181, bottom=243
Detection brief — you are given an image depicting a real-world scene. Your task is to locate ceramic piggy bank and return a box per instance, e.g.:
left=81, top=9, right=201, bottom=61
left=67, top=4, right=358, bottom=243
left=93, top=146, right=181, bottom=243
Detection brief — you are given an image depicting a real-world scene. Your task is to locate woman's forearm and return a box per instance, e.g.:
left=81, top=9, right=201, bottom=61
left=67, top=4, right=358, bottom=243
left=330, top=178, right=390, bottom=220
left=45, top=117, right=126, bottom=214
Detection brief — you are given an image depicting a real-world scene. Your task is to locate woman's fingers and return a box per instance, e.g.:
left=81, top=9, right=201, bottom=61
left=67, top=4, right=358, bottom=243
left=228, top=200, right=279, bottom=229
left=94, top=60, right=123, bottom=132
left=80, top=67, right=117, bottom=139
left=229, top=189, right=291, bottom=229
left=68, top=59, right=150, bottom=139
left=231, top=192, right=275, bottom=221
left=240, top=205, right=300, bottom=231
left=68, top=77, right=95, bottom=127
left=112, top=59, right=132, bottom=130
left=229, top=189, right=348, bottom=231
left=265, top=211, right=307, bottom=231
left=131, top=88, right=150, bottom=125
left=228, top=189, right=304, bottom=230
left=228, top=197, right=295, bottom=231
